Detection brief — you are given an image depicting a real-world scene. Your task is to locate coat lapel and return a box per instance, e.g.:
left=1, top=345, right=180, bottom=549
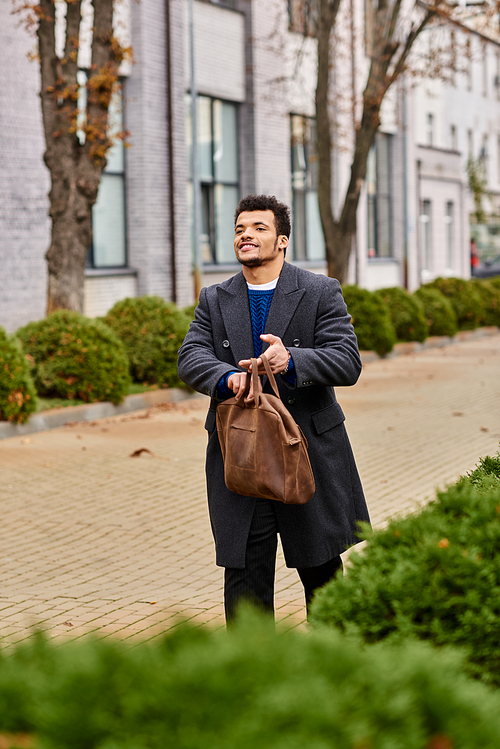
left=217, top=272, right=254, bottom=366
left=263, top=262, right=305, bottom=344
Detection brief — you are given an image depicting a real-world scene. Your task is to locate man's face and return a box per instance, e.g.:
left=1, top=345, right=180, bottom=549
left=234, top=210, right=288, bottom=267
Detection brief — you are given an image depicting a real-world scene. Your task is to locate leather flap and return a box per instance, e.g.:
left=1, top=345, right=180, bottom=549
left=311, top=401, right=345, bottom=435
left=205, top=409, right=217, bottom=432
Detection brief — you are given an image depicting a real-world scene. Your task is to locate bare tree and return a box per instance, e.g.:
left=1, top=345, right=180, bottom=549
left=13, top=0, right=130, bottom=313
left=316, top=0, right=443, bottom=282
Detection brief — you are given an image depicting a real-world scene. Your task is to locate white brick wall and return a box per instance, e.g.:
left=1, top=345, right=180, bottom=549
left=84, top=275, right=138, bottom=317
left=0, top=2, right=50, bottom=333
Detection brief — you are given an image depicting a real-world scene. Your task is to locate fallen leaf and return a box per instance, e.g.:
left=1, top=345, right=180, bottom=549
left=150, top=601, right=157, bottom=605
left=20, top=438, right=33, bottom=445
left=130, top=448, right=156, bottom=458
left=480, top=426, right=489, bottom=432
left=452, top=411, right=464, bottom=417
left=62, top=621, right=73, bottom=627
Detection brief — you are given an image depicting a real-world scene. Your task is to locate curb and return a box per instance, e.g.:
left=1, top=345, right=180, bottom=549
left=360, top=326, right=500, bottom=364
left=0, top=387, right=205, bottom=442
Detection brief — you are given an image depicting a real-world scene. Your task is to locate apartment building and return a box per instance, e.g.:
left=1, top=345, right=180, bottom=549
left=1, top=0, right=499, bottom=332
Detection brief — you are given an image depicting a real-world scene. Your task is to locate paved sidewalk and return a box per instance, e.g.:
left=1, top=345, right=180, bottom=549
left=0, top=335, right=499, bottom=644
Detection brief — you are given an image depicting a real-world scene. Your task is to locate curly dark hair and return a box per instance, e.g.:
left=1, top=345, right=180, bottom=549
left=234, top=195, right=291, bottom=238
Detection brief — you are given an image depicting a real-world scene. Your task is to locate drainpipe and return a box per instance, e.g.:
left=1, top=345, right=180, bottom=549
left=189, top=0, right=203, bottom=299
left=402, top=79, right=409, bottom=289
left=165, top=0, right=177, bottom=303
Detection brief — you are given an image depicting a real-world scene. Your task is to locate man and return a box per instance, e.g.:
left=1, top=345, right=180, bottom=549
left=178, top=194, right=370, bottom=621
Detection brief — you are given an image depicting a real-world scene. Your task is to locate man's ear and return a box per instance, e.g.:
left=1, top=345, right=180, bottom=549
left=279, top=235, right=289, bottom=251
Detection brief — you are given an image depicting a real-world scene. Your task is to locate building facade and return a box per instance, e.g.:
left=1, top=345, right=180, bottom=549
left=1, top=0, right=499, bottom=333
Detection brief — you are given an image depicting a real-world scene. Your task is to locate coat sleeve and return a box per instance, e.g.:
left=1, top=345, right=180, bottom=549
left=177, top=287, right=241, bottom=398
left=289, top=279, right=362, bottom=388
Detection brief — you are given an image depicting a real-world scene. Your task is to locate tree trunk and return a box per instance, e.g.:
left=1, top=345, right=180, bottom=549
left=36, top=0, right=118, bottom=314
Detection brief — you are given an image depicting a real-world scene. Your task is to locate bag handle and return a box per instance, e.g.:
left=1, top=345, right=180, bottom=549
left=241, top=353, right=281, bottom=406
left=260, top=352, right=281, bottom=400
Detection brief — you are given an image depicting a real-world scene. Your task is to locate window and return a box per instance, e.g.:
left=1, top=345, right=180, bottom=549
left=497, top=134, right=500, bottom=183
left=450, top=125, right=457, bottom=151
left=367, top=132, right=393, bottom=258
left=426, top=113, right=434, bottom=147
left=445, top=201, right=454, bottom=269
left=468, top=129, right=474, bottom=159
left=186, top=95, right=239, bottom=264
left=420, top=200, right=432, bottom=271
left=82, top=75, right=127, bottom=268
left=290, top=115, right=324, bottom=261
left=496, top=52, right=500, bottom=101
left=288, top=0, right=318, bottom=35
left=482, top=43, right=488, bottom=96
left=466, top=38, right=472, bottom=91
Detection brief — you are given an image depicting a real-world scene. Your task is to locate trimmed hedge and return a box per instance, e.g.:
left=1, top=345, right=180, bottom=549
left=104, top=296, right=190, bottom=388
left=311, top=451, right=500, bottom=686
left=342, top=285, right=396, bottom=356
left=413, top=286, right=458, bottom=337
left=472, top=279, right=500, bottom=327
left=424, top=277, right=484, bottom=330
left=0, top=327, right=37, bottom=423
left=182, top=302, right=198, bottom=322
left=375, top=286, right=429, bottom=342
left=16, top=311, right=130, bottom=405
left=2, top=614, right=500, bottom=748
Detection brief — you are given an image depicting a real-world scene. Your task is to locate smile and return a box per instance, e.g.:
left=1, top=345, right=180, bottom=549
left=239, top=243, right=258, bottom=250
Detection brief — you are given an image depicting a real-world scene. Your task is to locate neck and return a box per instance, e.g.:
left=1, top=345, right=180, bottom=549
left=242, top=255, right=285, bottom=285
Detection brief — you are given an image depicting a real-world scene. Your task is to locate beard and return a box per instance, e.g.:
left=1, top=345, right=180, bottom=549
left=236, top=238, right=279, bottom=267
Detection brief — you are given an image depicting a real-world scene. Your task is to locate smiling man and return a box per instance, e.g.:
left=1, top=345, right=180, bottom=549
left=178, top=194, right=370, bottom=622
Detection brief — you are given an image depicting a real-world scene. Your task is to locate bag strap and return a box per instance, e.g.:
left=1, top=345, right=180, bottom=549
left=242, top=353, right=281, bottom=405
left=260, top=353, right=281, bottom=400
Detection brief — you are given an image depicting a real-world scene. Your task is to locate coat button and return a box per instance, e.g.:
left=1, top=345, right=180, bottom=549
left=293, top=339, right=300, bottom=347
left=222, top=340, right=230, bottom=348
left=287, top=397, right=295, bottom=405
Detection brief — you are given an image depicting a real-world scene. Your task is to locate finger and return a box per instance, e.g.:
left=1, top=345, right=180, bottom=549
left=260, top=334, right=280, bottom=343
left=238, top=359, right=252, bottom=369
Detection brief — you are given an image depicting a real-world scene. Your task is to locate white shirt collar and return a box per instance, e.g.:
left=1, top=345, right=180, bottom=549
left=246, top=277, right=279, bottom=291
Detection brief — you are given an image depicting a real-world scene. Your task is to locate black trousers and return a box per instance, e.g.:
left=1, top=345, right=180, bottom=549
left=224, top=498, right=343, bottom=622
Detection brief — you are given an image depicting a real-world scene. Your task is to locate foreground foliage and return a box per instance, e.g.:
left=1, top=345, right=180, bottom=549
left=104, top=296, right=190, bottom=388
left=472, top=279, right=500, bottom=327
left=311, top=451, right=500, bottom=686
left=343, top=285, right=396, bottom=355
left=375, top=286, right=428, bottom=342
left=0, top=327, right=37, bottom=423
left=2, top=614, right=500, bottom=748
left=16, top=311, right=130, bottom=405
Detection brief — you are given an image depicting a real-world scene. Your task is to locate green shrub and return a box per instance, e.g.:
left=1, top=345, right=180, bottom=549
left=487, top=275, right=500, bottom=290
left=16, top=311, right=130, bottom=405
left=424, top=277, right=484, bottom=330
left=104, top=296, right=190, bottom=388
left=311, top=452, right=500, bottom=686
left=2, top=614, right=500, bottom=748
left=375, top=286, right=429, bottom=342
left=472, top=279, right=500, bottom=327
left=0, top=327, right=37, bottom=423
left=413, top=286, right=458, bottom=337
left=342, top=285, right=396, bottom=356
left=182, top=302, right=198, bottom=322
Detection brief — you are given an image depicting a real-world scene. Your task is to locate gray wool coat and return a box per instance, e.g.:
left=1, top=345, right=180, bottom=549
left=177, top=261, right=370, bottom=569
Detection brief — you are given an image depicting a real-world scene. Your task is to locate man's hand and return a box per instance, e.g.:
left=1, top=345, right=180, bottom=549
left=239, top=334, right=290, bottom=375
left=227, top=371, right=262, bottom=402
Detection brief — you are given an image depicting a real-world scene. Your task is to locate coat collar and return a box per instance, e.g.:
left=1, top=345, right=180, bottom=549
left=216, top=262, right=305, bottom=364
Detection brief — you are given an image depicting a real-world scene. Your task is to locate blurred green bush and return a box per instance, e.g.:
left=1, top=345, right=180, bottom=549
left=16, top=311, right=129, bottom=405
left=182, top=302, right=198, bottom=322
left=375, top=286, right=429, bottom=342
left=472, top=279, right=500, bottom=327
left=104, top=296, right=190, bottom=388
left=311, top=450, right=500, bottom=686
left=0, top=326, right=37, bottom=423
left=413, top=286, right=458, bottom=337
left=343, top=285, right=396, bottom=356
left=424, top=278, right=484, bottom=330
left=2, top=614, right=500, bottom=748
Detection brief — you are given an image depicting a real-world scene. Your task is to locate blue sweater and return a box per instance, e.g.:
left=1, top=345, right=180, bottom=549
left=217, top=287, right=295, bottom=398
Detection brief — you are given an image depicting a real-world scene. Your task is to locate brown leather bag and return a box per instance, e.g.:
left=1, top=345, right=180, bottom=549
left=216, top=353, right=315, bottom=505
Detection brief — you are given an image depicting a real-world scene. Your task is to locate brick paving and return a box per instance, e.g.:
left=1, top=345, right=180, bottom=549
left=0, top=335, right=499, bottom=645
